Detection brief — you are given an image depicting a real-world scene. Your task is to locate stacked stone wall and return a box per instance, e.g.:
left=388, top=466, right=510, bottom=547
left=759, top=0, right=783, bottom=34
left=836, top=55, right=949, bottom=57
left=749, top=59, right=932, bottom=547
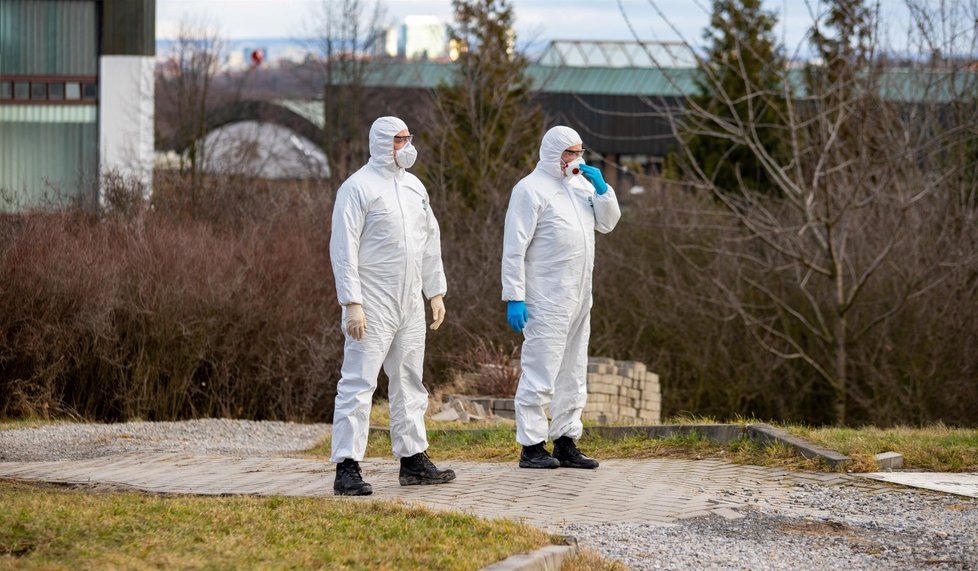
left=454, top=356, right=661, bottom=425
left=583, top=357, right=661, bottom=425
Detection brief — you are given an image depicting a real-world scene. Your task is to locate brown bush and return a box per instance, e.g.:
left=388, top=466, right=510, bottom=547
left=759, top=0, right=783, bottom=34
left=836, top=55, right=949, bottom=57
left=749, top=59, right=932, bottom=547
left=2, top=169, right=976, bottom=426
left=0, top=173, right=341, bottom=421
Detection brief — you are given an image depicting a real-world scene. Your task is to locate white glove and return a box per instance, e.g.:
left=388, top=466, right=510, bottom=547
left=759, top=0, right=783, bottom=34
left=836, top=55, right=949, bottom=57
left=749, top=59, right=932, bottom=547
left=345, top=303, right=367, bottom=340
left=429, top=295, right=446, bottom=331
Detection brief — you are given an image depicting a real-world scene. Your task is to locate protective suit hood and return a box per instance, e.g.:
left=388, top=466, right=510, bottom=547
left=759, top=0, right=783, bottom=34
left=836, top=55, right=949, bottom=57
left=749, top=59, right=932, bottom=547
left=536, top=126, right=583, bottom=179
left=368, top=116, right=409, bottom=175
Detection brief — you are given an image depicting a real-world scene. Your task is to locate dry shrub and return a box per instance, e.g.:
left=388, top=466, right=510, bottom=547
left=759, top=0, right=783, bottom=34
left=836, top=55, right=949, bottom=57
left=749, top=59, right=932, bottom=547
left=590, top=184, right=978, bottom=427
left=0, top=173, right=342, bottom=421
left=445, top=336, right=520, bottom=397
left=2, top=168, right=976, bottom=426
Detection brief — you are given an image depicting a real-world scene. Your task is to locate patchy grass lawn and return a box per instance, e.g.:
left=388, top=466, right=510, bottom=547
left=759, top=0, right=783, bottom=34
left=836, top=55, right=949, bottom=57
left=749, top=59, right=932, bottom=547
left=786, top=424, right=978, bottom=473
left=0, top=480, right=550, bottom=570
left=309, top=402, right=978, bottom=473
left=306, top=426, right=834, bottom=471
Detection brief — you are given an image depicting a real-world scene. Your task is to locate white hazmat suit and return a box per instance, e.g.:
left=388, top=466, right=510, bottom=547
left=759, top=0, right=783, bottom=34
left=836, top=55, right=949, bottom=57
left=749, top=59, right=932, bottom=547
left=502, top=126, right=621, bottom=447
left=330, top=116, right=447, bottom=463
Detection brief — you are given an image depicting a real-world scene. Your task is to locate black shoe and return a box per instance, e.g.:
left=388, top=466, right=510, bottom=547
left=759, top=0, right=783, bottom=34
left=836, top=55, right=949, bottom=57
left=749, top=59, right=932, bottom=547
left=519, top=442, right=560, bottom=469
left=552, top=436, right=599, bottom=469
left=399, top=452, right=456, bottom=486
left=334, top=458, right=373, bottom=496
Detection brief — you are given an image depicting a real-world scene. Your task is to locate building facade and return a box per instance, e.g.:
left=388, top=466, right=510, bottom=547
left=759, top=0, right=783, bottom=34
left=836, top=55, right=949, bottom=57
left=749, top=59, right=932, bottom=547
left=0, top=0, right=155, bottom=210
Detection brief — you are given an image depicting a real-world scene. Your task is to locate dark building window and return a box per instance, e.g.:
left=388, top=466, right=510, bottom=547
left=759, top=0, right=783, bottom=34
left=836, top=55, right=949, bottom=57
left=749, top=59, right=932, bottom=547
left=14, top=81, right=29, bottom=100
left=48, top=82, right=65, bottom=100
left=30, top=82, right=47, bottom=100
left=1, top=77, right=96, bottom=104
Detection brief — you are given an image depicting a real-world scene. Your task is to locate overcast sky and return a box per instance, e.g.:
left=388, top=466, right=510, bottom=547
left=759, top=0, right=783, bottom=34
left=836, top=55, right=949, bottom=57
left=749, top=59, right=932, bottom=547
left=156, top=0, right=842, bottom=54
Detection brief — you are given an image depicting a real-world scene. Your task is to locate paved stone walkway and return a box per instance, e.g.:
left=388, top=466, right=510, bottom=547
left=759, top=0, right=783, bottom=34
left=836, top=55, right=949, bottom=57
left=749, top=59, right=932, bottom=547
left=0, top=453, right=892, bottom=528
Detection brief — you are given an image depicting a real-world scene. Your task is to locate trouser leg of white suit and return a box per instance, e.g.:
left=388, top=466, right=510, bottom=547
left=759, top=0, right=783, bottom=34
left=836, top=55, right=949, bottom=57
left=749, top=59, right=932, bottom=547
left=330, top=315, right=396, bottom=464
left=384, top=308, right=429, bottom=458
left=549, top=299, right=591, bottom=441
left=515, top=303, right=571, bottom=446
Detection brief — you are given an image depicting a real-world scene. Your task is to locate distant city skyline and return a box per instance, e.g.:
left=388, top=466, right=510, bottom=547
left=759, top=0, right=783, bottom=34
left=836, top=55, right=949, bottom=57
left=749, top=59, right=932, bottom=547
left=156, top=1, right=936, bottom=62
left=156, top=0, right=827, bottom=53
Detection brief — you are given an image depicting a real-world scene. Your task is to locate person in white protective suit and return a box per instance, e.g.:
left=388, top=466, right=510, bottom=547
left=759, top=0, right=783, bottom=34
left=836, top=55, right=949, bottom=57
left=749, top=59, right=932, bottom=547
left=501, top=126, right=621, bottom=469
left=329, top=116, right=456, bottom=496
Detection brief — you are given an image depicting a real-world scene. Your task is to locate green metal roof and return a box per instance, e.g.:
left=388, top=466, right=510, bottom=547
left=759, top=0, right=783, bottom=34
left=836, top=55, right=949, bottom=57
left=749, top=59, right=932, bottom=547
left=877, top=69, right=978, bottom=103
left=529, top=65, right=699, bottom=96
left=334, top=62, right=699, bottom=97
left=332, top=61, right=976, bottom=102
left=276, top=99, right=326, bottom=129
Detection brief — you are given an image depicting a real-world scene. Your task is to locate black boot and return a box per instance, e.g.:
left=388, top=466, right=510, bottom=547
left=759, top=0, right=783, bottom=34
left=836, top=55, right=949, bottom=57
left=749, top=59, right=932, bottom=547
left=552, top=436, right=599, bottom=469
left=334, top=458, right=373, bottom=496
left=399, top=452, right=456, bottom=486
left=519, top=442, right=560, bottom=469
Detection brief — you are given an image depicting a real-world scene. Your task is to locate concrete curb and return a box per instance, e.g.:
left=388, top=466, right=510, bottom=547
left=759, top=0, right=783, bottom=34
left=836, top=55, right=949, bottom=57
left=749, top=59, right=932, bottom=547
left=479, top=541, right=579, bottom=571
left=745, top=424, right=851, bottom=469
left=370, top=422, right=851, bottom=468
left=583, top=423, right=745, bottom=444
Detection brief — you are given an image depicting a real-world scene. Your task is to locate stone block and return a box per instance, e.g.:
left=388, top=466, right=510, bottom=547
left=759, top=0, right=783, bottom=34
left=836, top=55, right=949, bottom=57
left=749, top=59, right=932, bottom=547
left=875, top=451, right=904, bottom=470
left=617, top=361, right=647, bottom=377
left=451, top=398, right=470, bottom=423
left=590, top=402, right=614, bottom=414
left=638, top=410, right=659, bottom=423
left=588, top=381, right=618, bottom=395
left=493, top=399, right=515, bottom=411
left=431, top=408, right=459, bottom=422
left=468, top=397, right=494, bottom=410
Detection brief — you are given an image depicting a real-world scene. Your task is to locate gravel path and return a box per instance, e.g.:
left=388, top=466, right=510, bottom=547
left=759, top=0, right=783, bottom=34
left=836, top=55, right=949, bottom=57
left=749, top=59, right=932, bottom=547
left=560, top=483, right=978, bottom=570
left=0, top=419, right=330, bottom=462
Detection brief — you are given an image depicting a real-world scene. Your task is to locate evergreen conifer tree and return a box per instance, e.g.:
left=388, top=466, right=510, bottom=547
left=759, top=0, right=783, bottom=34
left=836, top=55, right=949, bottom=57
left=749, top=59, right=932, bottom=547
left=680, top=0, right=787, bottom=197
left=418, top=0, right=544, bottom=212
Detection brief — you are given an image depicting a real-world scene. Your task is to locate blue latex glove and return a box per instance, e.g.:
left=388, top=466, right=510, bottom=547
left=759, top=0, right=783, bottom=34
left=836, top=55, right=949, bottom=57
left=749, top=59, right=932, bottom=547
left=506, top=300, right=528, bottom=333
left=579, top=164, right=608, bottom=195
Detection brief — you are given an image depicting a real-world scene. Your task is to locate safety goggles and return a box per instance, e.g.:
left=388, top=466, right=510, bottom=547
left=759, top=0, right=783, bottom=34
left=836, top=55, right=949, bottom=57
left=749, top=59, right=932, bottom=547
left=393, top=134, right=414, bottom=144
left=562, top=148, right=586, bottom=158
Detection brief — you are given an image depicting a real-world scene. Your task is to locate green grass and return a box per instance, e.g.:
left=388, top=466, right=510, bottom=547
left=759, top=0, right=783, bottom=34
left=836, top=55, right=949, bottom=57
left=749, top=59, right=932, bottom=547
left=0, top=418, right=70, bottom=431
left=308, top=427, right=835, bottom=471
left=0, top=480, right=551, bottom=570
left=786, top=424, right=978, bottom=472
left=313, top=402, right=978, bottom=473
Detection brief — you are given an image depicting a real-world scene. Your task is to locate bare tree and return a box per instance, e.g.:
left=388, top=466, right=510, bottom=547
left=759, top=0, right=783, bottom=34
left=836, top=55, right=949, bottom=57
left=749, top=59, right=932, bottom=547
left=304, top=0, right=388, bottom=181
left=618, top=0, right=978, bottom=424
left=155, top=21, right=224, bottom=180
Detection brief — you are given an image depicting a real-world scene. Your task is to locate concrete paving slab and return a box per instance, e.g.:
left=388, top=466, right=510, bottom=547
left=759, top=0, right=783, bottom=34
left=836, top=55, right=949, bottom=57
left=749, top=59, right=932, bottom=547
left=0, top=453, right=898, bottom=530
left=859, top=471, right=978, bottom=498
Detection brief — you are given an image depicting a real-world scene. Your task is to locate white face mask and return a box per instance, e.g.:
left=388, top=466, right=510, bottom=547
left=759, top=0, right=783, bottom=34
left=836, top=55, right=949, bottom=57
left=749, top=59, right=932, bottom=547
left=562, top=157, right=584, bottom=177
left=395, top=143, right=417, bottom=169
